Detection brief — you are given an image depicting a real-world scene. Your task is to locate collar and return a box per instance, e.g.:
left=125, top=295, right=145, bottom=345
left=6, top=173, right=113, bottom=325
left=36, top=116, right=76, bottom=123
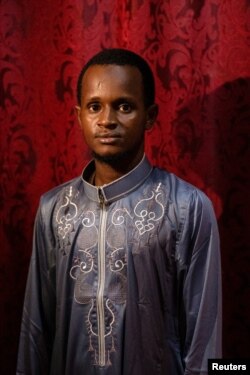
left=81, top=155, right=153, bottom=204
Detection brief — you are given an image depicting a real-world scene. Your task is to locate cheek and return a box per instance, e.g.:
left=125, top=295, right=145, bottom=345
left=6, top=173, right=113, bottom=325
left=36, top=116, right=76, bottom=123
left=120, top=113, right=146, bottom=130
left=79, top=122, right=93, bottom=144
left=128, top=118, right=147, bottom=135
left=79, top=115, right=95, bottom=133
left=82, top=127, right=93, bottom=143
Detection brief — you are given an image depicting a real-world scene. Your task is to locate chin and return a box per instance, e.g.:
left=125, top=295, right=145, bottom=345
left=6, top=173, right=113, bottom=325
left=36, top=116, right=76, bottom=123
left=92, top=150, right=131, bottom=164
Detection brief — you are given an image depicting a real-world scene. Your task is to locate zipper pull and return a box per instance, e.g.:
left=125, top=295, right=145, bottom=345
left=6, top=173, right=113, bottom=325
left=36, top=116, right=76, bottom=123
left=98, top=188, right=105, bottom=205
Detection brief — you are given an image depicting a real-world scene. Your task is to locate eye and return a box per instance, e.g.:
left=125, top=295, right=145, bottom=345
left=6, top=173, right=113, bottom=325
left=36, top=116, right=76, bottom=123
left=118, top=103, right=132, bottom=113
left=88, top=102, right=101, bottom=112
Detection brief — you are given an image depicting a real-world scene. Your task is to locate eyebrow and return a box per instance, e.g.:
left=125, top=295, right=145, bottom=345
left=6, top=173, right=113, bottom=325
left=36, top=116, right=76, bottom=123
left=84, top=95, right=137, bottom=102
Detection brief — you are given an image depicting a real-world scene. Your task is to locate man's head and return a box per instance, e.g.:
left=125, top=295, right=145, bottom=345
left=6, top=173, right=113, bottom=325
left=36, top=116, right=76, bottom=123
left=77, top=48, right=155, bottom=109
left=76, top=49, right=158, bottom=168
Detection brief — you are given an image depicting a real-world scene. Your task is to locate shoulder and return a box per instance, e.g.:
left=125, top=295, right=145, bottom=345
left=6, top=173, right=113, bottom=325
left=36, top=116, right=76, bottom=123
left=39, top=175, right=83, bottom=215
left=152, top=165, right=211, bottom=206
left=150, top=166, right=216, bottom=235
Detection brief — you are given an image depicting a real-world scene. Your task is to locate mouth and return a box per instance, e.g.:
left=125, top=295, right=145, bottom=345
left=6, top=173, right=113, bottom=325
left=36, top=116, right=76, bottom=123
left=95, top=133, right=121, bottom=144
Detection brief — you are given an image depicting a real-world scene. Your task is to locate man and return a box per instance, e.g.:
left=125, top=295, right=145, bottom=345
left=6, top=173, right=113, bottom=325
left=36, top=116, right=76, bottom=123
left=17, top=48, right=221, bottom=374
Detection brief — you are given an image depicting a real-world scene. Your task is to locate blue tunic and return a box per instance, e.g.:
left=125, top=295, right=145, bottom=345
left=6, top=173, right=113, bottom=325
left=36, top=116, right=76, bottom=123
left=17, top=155, right=222, bottom=374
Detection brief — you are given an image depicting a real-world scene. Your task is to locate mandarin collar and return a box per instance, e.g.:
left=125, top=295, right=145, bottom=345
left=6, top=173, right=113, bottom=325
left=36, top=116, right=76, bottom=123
left=81, top=155, right=152, bottom=204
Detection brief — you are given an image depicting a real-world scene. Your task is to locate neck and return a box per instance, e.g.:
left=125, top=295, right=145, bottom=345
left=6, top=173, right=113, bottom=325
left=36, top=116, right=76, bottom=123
left=93, top=153, right=144, bottom=186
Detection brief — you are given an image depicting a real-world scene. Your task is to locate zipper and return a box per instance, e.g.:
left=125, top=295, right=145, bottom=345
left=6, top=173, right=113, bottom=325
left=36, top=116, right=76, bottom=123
left=97, top=188, right=107, bottom=366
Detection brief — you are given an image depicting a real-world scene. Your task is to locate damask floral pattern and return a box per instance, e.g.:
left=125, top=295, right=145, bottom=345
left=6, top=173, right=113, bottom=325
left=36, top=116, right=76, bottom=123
left=1, top=0, right=250, bottom=372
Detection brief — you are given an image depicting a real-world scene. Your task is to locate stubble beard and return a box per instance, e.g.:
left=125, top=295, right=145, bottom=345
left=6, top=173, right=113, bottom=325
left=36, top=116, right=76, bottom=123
left=91, top=136, right=145, bottom=169
left=91, top=149, right=133, bottom=165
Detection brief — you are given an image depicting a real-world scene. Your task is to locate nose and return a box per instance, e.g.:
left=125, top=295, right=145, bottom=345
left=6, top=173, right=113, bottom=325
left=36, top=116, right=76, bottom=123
left=97, top=106, right=117, bottom=129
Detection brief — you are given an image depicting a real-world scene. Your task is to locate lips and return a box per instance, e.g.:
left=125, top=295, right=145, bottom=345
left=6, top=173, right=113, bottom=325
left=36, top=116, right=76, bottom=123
left=95, top=133, right=121, bottom=144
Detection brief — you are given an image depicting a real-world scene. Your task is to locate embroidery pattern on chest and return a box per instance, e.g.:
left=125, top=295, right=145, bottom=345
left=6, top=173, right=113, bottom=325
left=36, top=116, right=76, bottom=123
left=55, top=183, right=165, bottom=367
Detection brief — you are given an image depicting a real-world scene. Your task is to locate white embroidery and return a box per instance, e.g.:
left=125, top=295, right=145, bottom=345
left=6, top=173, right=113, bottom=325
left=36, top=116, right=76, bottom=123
left=104, top=299, right=115, bottom=337
left=66, top=183, right=165, bottom=367
left=109, top=248, right=127, bottom=272
left=82, top=210, right=95, bottom=228
left=70, top=249, right=94, bottom=278
left=134, top=184, right=164, bottom=235
left=87, top=299, right=97, bottom=337
left=56, top=186, right=78, bottom=239
left=111, top=208, right=132, bottom=225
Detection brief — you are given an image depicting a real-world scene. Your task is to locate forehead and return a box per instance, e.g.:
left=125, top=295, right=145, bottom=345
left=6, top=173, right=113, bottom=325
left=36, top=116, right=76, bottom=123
left=81, top=64, right=144, bottom=99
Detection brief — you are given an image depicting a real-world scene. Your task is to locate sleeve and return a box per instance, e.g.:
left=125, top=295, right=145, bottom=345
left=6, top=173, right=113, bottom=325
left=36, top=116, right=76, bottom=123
left=176, top=190, right=222, bottom=375
left=16, top=202, right=56, bottom=375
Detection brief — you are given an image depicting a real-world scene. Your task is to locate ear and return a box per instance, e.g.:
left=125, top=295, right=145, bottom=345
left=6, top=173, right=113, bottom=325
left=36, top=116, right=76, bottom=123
left=145, top=104, right=158, bottom=130
left=75, top=105, right=82, bottom=128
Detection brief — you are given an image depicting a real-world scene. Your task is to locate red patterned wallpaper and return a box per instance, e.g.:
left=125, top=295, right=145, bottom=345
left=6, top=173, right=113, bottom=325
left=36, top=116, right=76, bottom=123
left=1, top=0, right=250, bottom=372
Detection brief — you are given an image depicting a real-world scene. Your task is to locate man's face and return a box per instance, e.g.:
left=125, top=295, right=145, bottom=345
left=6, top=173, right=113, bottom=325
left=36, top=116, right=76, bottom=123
left=76, top=64, right=156, bottom=166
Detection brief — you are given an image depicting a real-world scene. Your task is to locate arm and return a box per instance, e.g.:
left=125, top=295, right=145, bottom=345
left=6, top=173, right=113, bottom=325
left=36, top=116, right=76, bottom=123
left=177, top=190, right=222, bottom=375
left=17, top=203, right=56, bottom=375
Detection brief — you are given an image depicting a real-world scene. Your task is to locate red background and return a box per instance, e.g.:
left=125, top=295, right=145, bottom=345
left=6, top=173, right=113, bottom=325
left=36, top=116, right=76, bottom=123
left=1, top=0, right=250, bottom=373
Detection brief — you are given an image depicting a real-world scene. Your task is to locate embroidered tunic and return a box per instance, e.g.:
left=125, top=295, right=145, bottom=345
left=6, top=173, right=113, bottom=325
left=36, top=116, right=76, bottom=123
left=17, top=156, right=222, bottom=374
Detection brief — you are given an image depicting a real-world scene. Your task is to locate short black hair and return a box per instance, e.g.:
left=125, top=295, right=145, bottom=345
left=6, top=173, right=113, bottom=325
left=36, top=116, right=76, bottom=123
left=76, top=48, right=155, bottom=108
